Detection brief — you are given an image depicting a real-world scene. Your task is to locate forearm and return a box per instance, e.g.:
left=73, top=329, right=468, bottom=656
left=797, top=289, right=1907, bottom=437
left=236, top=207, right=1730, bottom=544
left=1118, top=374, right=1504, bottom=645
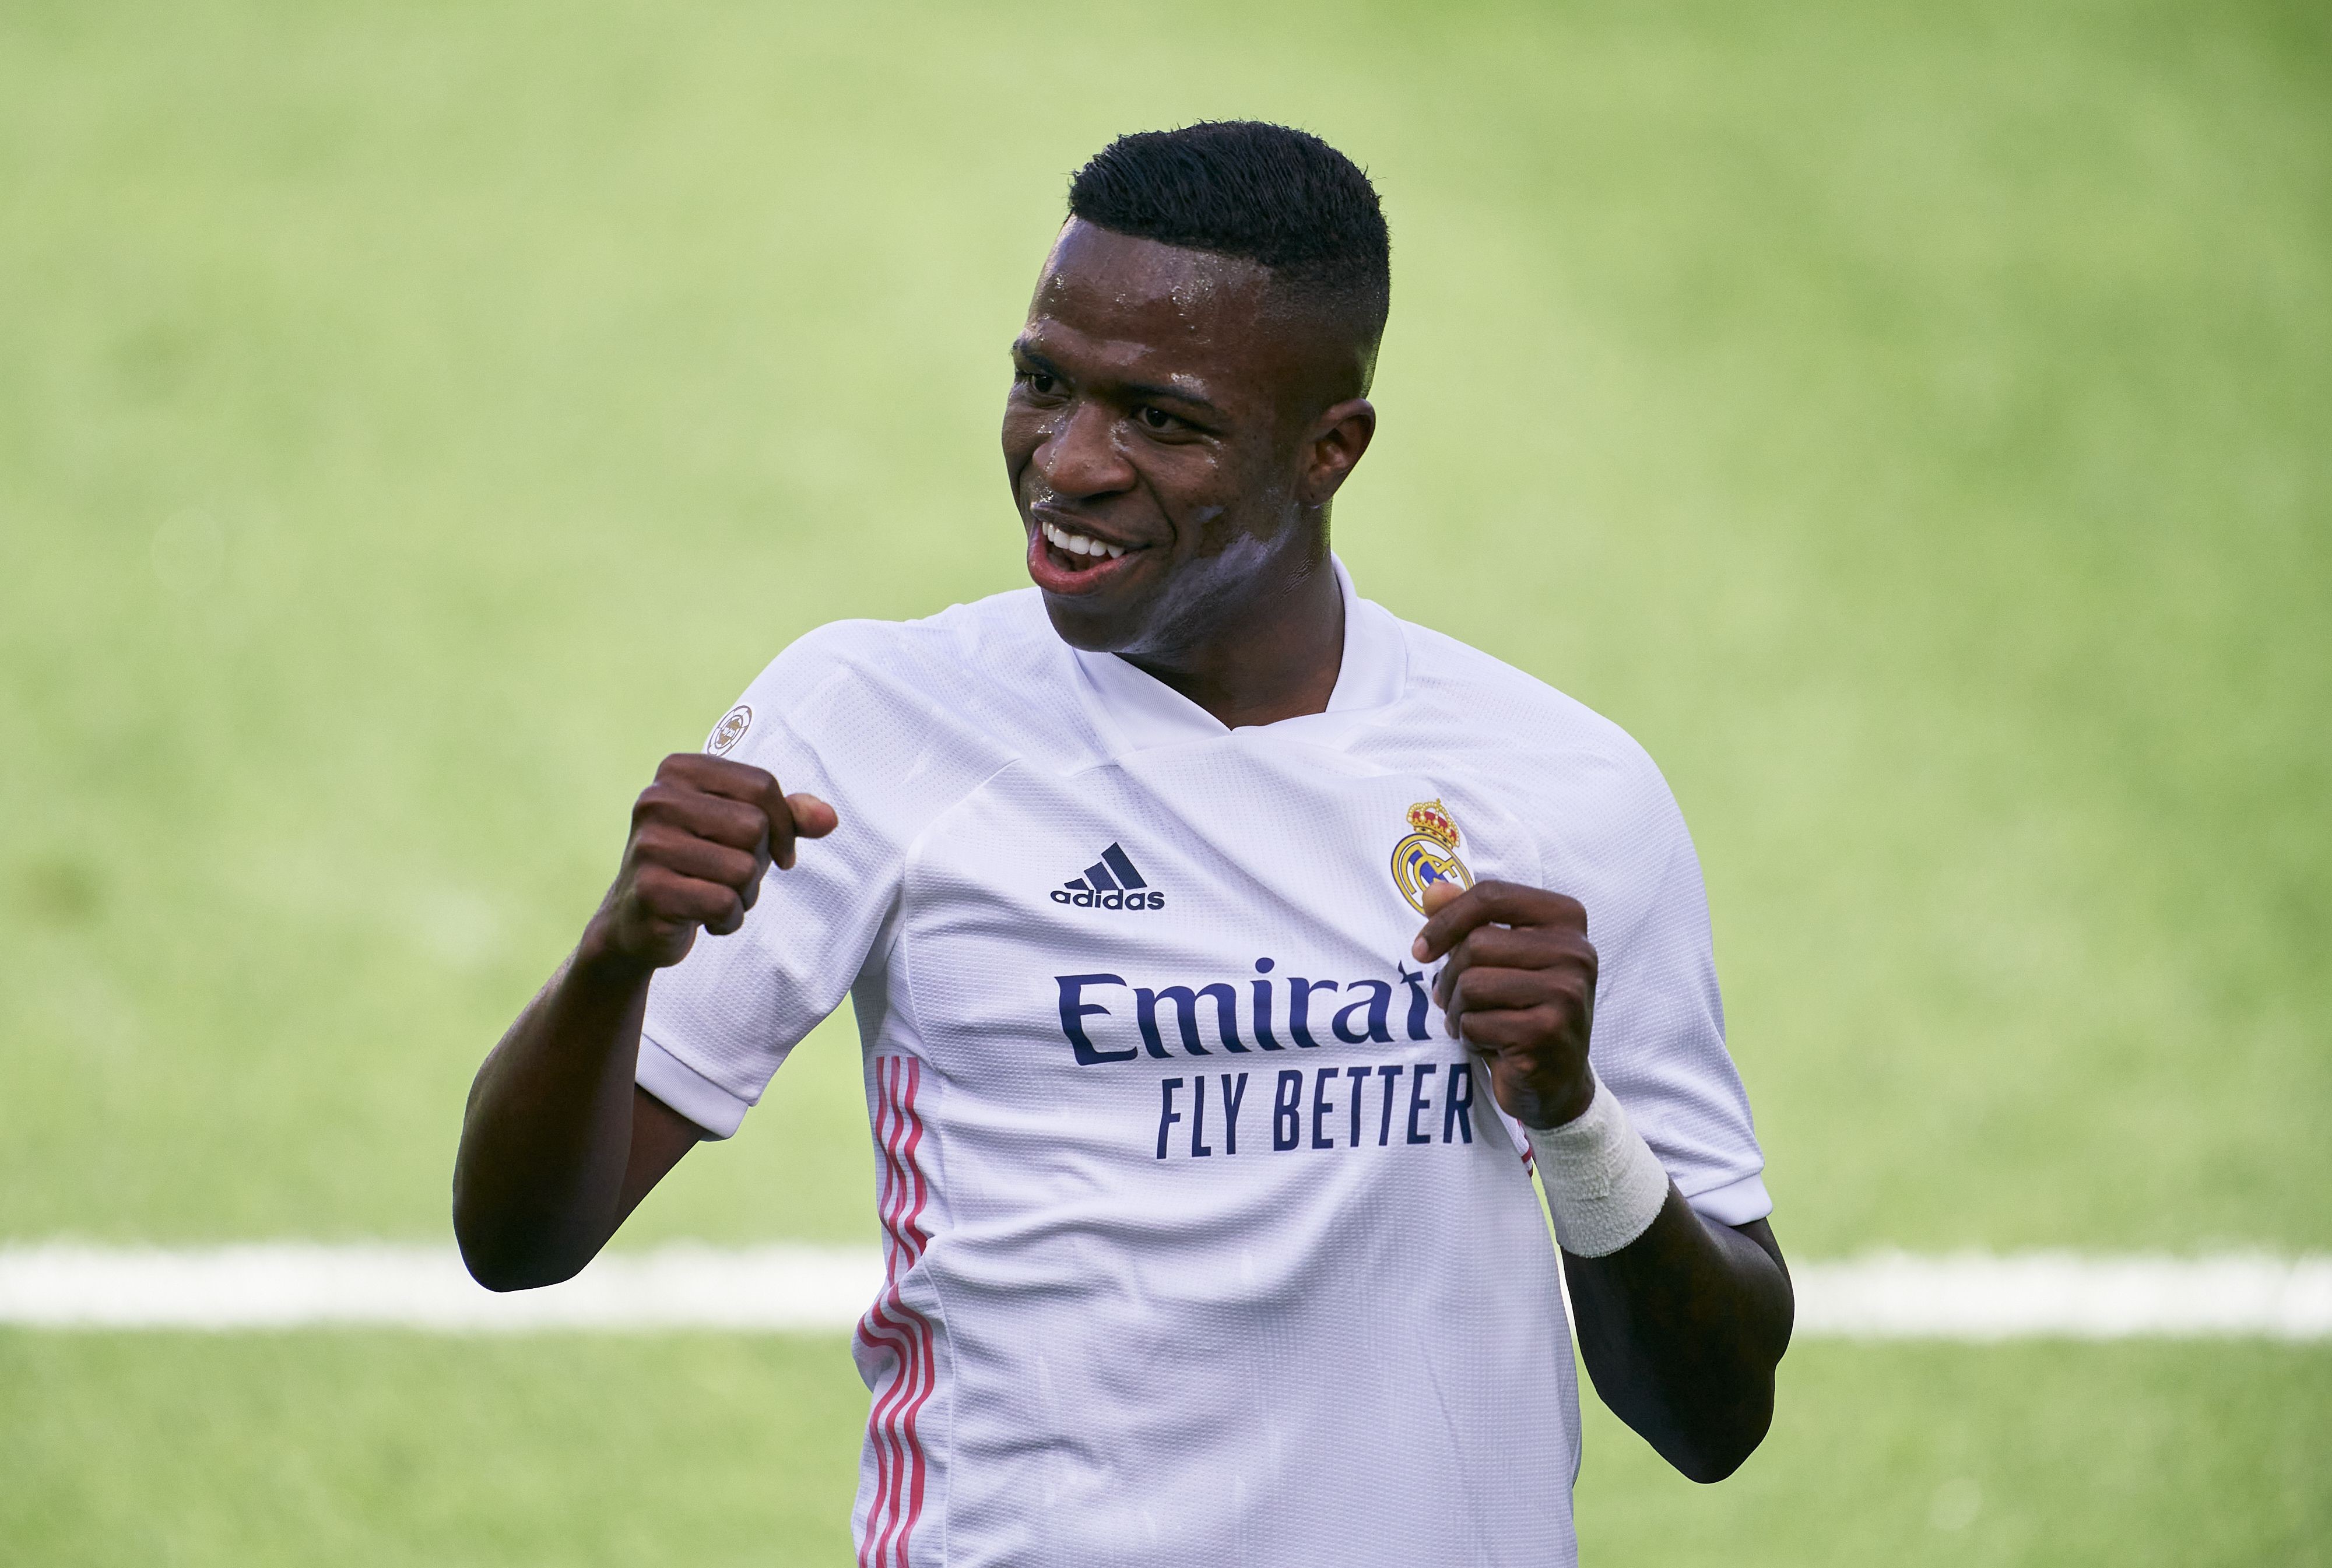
left=452, top=927, right=655, bottom=1289
left=1410, top=877, right=1788, bottom=1479
left=1563, top=1194, right=1793, bottom=1482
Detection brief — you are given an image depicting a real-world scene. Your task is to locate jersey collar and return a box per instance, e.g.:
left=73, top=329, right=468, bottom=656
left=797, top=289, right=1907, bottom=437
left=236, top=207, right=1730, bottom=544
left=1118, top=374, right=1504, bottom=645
left=1068, top=554, right=1407, bottom=756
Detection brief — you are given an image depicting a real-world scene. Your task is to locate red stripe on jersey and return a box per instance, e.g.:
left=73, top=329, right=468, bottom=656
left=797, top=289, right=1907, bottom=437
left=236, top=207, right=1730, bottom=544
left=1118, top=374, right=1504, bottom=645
left=858, top=1059, right=908, bottom=1566
left=886, top=1064, right=937, bottom=1563
left=859, top=1057, right=936, bottom=1568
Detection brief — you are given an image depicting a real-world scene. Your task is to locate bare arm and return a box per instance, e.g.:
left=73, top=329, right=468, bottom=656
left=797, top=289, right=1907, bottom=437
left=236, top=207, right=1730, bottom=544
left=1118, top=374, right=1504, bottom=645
left=1414, top=879, right=1792, bottom=1482
left=1562, top=1198, right=1792, bottom=1481
left=452, top=753, right=836, bottom=1291
left=452, top=944, right=701, bottom=1291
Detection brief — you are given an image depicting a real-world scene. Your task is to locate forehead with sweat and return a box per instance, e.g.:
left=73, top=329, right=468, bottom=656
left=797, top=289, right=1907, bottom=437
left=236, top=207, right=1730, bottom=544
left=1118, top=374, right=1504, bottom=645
left=1030, top=221, right=1377, bottom=424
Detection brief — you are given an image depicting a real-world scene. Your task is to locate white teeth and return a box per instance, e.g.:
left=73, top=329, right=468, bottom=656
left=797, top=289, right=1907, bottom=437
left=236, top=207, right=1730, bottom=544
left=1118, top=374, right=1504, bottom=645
left=1042, top=521, right=1125, bottom=561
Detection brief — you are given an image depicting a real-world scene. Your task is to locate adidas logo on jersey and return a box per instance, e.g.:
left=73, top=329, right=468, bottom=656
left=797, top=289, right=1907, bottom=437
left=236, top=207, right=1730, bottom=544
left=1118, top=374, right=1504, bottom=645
left=1052, top=842, right=1167, bottom=912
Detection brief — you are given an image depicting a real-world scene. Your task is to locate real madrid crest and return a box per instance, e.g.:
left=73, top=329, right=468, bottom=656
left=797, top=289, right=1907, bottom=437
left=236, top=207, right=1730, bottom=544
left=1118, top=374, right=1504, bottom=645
left=1390, top=798, right=1473, bottom=913
left=708, top=704, right=753, bottom=756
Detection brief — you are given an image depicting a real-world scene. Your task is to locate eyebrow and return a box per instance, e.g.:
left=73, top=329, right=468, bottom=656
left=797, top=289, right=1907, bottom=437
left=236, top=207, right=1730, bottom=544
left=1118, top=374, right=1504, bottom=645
left=1012, top=342, right=1223, bottom=417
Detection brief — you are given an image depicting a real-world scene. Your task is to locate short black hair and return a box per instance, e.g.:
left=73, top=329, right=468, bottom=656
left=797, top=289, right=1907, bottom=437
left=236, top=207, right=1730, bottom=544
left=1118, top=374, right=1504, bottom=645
left=1067, top=121, right=1390, bottom=345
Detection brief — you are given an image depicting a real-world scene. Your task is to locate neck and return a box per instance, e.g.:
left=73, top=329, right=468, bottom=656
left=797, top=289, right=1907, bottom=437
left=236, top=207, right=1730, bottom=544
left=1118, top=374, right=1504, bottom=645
left=1119, top=554, right=1346, bottom=729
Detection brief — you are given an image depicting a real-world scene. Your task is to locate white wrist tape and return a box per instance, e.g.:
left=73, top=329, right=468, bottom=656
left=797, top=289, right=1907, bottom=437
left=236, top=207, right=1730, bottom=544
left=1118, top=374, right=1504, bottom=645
left=1526, top=1074, right=1671, bottom=1258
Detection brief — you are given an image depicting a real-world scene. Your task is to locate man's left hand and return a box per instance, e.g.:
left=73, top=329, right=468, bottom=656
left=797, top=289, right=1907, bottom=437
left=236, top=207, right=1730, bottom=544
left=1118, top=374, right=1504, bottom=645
left=1411, top=879, right=1599, bottom=1130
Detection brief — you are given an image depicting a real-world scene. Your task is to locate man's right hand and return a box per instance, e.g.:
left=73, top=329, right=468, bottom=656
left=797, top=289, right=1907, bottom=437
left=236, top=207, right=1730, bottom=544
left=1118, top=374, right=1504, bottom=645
left=586, top=753, right=840, bottom=971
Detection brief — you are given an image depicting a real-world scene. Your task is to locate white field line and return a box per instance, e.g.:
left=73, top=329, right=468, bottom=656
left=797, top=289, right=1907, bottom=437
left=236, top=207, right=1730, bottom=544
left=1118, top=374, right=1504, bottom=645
left=1792, top=1250, right=2332, bottom=1341
left=0, top=1244, right=2326, bottom=1339
left=0, top=1244, right=881, bottom=1333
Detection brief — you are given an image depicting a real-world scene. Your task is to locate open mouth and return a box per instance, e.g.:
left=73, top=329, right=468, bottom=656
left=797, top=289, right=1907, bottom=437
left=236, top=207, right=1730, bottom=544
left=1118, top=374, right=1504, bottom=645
left=1028, top=516, right=1146, bottom=592
left=1039, top=519, right=1129, bottom=562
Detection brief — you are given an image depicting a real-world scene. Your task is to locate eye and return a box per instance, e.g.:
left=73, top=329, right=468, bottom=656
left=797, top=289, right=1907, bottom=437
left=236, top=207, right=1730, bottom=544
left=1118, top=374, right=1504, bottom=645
left=1136, top=406, right=1176, bottom=431
left=1016, top=368, right=1059, bottom=397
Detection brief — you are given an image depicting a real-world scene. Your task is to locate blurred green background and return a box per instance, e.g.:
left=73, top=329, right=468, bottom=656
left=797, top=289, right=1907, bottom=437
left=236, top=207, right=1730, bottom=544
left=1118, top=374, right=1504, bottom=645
left=2, top=0, right=2326, bottom=1562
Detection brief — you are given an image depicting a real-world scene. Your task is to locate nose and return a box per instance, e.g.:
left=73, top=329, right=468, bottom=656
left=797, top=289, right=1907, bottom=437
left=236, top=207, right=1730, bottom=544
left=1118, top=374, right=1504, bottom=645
left=1031, top=400, right=1135, bottom=500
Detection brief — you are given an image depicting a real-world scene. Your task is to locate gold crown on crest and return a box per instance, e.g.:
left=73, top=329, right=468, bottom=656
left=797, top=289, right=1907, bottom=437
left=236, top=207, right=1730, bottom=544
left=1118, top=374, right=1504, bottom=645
left=1406, top=799, right=1460, bottom=849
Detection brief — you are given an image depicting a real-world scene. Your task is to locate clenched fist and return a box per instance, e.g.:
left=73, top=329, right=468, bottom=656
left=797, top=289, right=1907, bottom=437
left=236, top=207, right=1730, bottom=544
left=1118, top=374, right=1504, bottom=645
left=585, top=753, right=838, bottom=970
left=1411, top=878, right=1599, bottom=1130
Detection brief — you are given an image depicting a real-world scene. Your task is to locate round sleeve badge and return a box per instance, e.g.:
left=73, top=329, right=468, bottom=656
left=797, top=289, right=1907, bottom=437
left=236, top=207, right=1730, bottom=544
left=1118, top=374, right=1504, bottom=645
left=708, top=704, right=753, bottom=755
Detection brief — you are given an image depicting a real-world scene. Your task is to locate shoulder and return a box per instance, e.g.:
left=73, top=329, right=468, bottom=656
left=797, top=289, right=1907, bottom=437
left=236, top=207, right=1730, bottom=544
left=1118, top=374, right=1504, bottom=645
left=1367, top=612, right=1697, bottom=928
left=1390, top=616, right=1673, bottom=807
left=726, top=588, right=1091, bottom=786
left=756, top=588, right=1058, bottom=699
left=739, top=588, right=1067, bottom=739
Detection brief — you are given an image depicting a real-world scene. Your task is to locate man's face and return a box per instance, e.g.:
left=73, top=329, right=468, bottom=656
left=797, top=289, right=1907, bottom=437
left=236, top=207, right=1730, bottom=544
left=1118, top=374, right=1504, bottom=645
left=1002, top=220, right=1360, bottom=658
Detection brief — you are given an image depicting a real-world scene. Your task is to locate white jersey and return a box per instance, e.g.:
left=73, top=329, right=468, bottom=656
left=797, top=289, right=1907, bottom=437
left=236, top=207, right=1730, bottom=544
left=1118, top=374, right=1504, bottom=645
left=639, top=557, right=1768, bottom=1568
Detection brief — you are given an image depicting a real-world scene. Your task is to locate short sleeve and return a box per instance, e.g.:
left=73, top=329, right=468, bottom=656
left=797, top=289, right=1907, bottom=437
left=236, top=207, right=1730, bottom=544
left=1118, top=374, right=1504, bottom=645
left=634, top=616, right=1030, bottom=1136
left=1578, top=779, right=1771, bottom=1226
left=636, top=670, right=901, bottom=1137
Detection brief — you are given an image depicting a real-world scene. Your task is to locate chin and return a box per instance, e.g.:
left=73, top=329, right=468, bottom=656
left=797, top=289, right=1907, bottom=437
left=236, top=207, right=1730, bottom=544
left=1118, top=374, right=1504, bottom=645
left=1039, top=594, right=1144, bottom=653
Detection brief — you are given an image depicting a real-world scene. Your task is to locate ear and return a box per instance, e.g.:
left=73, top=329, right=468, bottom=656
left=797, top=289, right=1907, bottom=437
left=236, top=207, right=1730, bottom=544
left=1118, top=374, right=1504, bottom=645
left=1296, top=398, right=1376, bottom=508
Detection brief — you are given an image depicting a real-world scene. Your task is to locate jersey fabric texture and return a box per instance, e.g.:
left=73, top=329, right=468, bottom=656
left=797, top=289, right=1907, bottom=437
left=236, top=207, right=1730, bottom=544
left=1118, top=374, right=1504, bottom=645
left=638, top=557, right=1769, bottom=1568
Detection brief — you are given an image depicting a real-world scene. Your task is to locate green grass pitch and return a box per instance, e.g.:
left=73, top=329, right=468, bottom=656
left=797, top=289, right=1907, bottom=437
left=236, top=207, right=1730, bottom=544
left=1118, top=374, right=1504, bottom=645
left=1, top=0, right=2326, bottom=1562
left=2, top=1334, right=2326, bottom=1566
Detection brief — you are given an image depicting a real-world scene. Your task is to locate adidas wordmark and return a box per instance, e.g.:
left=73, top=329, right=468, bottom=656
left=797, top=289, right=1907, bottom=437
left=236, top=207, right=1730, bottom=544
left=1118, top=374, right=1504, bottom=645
left=1050, top=840, right=1166, bottom=910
